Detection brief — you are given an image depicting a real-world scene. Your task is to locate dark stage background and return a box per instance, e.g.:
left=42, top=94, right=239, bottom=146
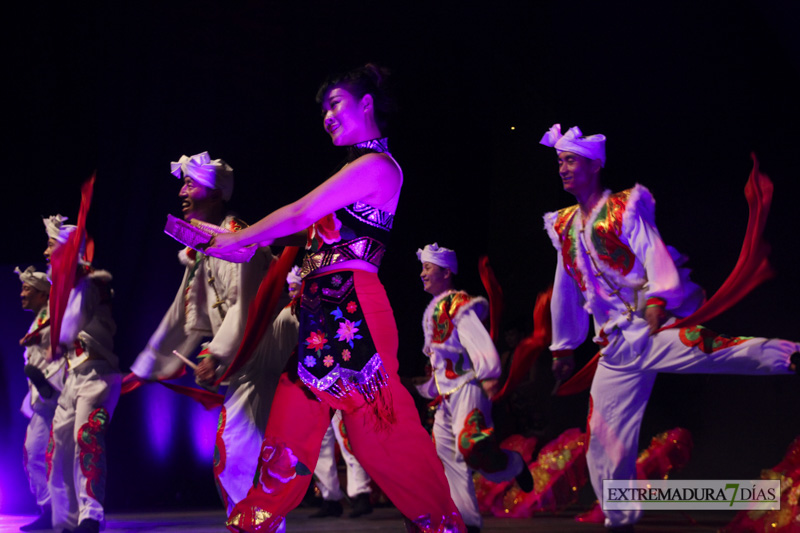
left=2, top=0, right=799, bottom=514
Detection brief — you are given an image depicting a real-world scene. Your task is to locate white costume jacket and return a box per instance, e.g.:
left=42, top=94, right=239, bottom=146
left=60, top=269, right=118, bottom=368
left=544, top=185, right=704, bottom=357
left=131, top=216, right=274, bottom=381
left=417, top=290, right=501, bottom=398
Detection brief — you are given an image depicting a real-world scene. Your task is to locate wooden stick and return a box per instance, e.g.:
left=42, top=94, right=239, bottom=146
left=172, top=350, right=198, bottom=370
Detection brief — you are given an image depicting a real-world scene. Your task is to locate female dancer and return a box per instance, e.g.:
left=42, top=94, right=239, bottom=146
left=206, top=64, right=464, bottom=533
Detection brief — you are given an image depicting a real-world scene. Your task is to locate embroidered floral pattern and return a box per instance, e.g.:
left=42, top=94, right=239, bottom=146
left=458, top=408, right=508, bottom=474
left=229, top=218, right=247, bottom=232
left=331, top=275, right=343, bottom=287
left=303, top=355, right=317, bottom=368
left=78, top=407, right=110, bottom=501
left=553, top=205, right=585, bottom=291
left=431, top=292, right=473, bottom=344
left=678, top=325, right=753, bottom=354
left=409, top=512, right=464, bottom=533
left=591, top=191, right=635, bottom=276
left=256, top=438, right=299, bottom=494
left=337, top=417, right=354, bottom=454
left=335, top=319, right=362, bottom=347
left=214, top=407, right=229, bottom=510
left=310, top=282, right=319, bottom=294
left=45, top=427, right=54, bottom=481
left=297, top=270, right=385, bottom=398
left=444, top=353, right=469, bottom=379
left=305, top=330, right=329, bottom=355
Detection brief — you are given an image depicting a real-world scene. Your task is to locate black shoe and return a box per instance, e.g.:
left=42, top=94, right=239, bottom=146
left=515, top=465, right=534, bottom=493
left=466, top=526, right=481, bottom=533
left=24, top=364, right=55, bottom=400
left=348, top=492, right=373, bottom=518
left=72, top=519, right=100, bottom=533
left=20, top=508, right=52, bottom=531
left=309, top=499, right=343, bottom=518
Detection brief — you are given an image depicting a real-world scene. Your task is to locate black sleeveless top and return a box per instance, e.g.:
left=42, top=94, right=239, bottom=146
left=300, top=138, right=396, bottom=277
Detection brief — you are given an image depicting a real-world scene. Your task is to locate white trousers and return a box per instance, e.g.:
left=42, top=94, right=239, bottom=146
left=216, top=326, right=292, bottom=515
left=313, top=410, right=372, bottom=500
left=24, top=409, right=55, bottom=507
left=216, top=380, right=265, bottom=514
left=433, top=382, right=523, bottom=529
left=49, top=360, right=121, bottom=531
left=588, top=328, right=796, bottom=528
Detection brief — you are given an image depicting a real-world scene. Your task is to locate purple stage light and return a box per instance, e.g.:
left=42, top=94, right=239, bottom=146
left=145, top=385, right=177, bottom=461
left=190, top=402, right=219, bottom=461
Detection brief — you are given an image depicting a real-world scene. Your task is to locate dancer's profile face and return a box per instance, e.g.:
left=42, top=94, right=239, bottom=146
left=322, top=87, right=370, bottom=146
left=20, top=283, right=47, bottom=312
left=43, top=238, right=60, bottom=264
left=179, top=176, right=218, bottom=222
left=288, top=282, right=301, bottom=299
left=420, top=261, right=451, bottom=295
left=557, top=151, right=599, bottom=197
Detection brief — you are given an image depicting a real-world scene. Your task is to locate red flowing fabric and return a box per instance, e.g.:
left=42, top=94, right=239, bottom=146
left=556, top=154, right=775, bottom=396
left=491, top=287, right=552, bottom=402
left=555, top=352, right=602, bottom=396
left=659, top=153, right=774, bottom=330
left=217, top=246, right=300, bottom=385
left=478, top=256, right=503, bottom=342
left=49, top=174, right=94, bottom=359
left=120, top=370, right=225, bottom=410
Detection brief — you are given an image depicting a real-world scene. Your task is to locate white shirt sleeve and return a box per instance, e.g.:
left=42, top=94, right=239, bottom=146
left=549, top=250, right=590, bottom=351
left=452, top=308, right=501, bottom=381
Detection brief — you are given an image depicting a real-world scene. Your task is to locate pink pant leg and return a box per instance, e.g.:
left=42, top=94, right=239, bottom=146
left=226, top=372, right=331, bottom=532
left=343, top=271, right=464, bottom=532
left=343, top=374, right=464, bottom=531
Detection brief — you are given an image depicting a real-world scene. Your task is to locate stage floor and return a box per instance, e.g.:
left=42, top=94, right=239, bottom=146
left=0, top=507, right=738, bottom=532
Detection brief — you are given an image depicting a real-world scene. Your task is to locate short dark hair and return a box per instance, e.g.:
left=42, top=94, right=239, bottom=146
left=316, top=63, right=396, bottom=134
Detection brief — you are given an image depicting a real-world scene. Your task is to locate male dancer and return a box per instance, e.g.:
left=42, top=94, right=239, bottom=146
left=416, top=243, right=533, bottom=533
left=44, top=215, right=121, bottom=533
left=16, top=266, right=62, bottom=531
left=540, top=124, right=799, bottom=531
left=130, top=151, right=290, bottom=514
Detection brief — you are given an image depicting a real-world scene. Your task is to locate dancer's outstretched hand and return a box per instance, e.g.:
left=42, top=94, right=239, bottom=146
left=202, top=232, right=242, bottom=259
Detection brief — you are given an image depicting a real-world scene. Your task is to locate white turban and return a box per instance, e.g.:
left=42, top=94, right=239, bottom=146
left=416, top=243, right=458, bottom=275
left=43, top=214, right=77, bottom=244
left=286, top=265, right=303, bottom=285
left=14, top=266, right=50, bottom=293
left=171, top=151, right=234, bottom=201
left=540, top=124, right=606, bottom=167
